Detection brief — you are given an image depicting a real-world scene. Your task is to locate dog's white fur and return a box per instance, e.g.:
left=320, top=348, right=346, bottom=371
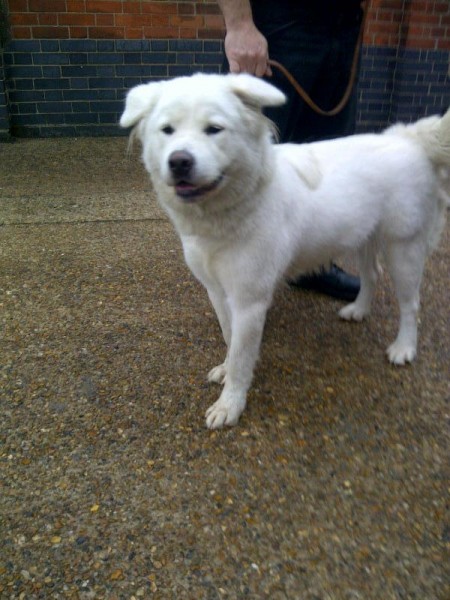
left=121, top=73, right=449, bottom=429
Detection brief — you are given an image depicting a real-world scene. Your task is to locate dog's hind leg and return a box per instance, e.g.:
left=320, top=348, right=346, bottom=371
left=384, top=239, right=426, bottom=365
left=339, top=239, right=379, bottom=322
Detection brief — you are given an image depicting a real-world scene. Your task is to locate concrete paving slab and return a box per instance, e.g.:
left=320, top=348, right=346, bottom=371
left=1, top=138, right=449, bottom=599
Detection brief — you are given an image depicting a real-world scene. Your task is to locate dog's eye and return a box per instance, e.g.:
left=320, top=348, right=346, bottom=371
left=161, top=125, right=175, bottom=135
left=204, top=125, right=223, bottom=136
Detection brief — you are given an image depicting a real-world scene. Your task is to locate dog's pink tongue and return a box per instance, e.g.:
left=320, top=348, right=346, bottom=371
left=177, top=182, right=196, bottom=191
left=175, top=182, right=199, bottom=198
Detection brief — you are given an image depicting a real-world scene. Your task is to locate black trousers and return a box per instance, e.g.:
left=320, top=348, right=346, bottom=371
left=229, top=3, right=363, bottom=144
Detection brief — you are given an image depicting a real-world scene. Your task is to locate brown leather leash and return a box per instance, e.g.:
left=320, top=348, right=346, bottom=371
left=267, top=2, right=368, bottom=117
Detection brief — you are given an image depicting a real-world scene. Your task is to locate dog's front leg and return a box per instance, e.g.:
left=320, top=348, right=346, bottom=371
left=206, top=286, right=231, bottom=385
left=205, top=299, right=269, bottom=429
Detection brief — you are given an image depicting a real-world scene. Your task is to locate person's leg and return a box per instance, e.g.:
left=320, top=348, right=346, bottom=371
left=291, top=8, right=362, bottom=142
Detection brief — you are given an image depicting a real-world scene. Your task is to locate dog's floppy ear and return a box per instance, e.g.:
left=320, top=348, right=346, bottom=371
left=120, top=81, right=164, bottom=128
left=227, top=73, right=286, bottom=108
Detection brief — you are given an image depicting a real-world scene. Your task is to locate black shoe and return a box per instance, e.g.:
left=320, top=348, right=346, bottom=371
left=288, top=264, right=360, bottom=302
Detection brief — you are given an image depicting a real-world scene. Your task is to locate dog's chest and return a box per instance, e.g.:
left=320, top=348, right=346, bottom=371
left=181, top=235, right=227, bottom=286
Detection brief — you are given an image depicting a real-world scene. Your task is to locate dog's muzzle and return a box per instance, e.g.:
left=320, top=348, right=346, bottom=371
left=168, top=150, right=224, bottom=201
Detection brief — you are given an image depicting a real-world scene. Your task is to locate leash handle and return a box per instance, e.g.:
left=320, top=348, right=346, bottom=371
left=268, top=2, right=368, bottom=117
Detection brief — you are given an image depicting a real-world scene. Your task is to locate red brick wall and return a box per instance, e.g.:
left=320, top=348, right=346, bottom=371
left=364, top=0, right=450, bottom=50
left=5, top=0, right=450, bottom=49
left=6, top=0, right=224, bottom=40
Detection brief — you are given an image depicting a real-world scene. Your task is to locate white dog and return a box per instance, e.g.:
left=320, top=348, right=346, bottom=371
left=120, top=73, right=449, bottom=429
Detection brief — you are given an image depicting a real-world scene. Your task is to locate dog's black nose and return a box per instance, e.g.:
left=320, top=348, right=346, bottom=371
left=168, top=151, right=195, bottom=178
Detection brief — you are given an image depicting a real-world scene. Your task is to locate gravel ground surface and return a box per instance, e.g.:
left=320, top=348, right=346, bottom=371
left=1, top=137, right=449, bottom=600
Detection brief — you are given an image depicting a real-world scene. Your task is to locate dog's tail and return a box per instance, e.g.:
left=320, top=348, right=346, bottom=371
left=389, top=109, right=450, bottom=251
left=416, top=109, right=450, bottom=180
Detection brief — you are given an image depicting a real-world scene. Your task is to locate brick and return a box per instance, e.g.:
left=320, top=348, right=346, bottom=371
left=59, top=14, right=96, bottom=26
left=204, top=41, right=222, bottom=52
left=95, top=89, right=116, bottom=99
left=85, top=1, right=122, bottom=13
left=9, top=78, right=34, bottom=90
left=150, top=40, right=168, bottom=51
left=176, top=52, right=194, bottom=64
left=36, top=101, right=66, bottom=112
left=8, top=89, right=44, bottom=102
left=122, top=1, right=143, bottom=14
left=115, top=14, right=152, bottom=27
left=143, top=26, right=179, bottom=38
left=61, top=65, right=98, bottom=76
left=123, top=52, right=142, bottom=64
left=89, top=100, right=122, bottom=112
left=10, top=13, right=39, bottom=25
left=432, top=1, right=450, bottom=13
left=8, top=0, right=29, bottom=10
left=99, top=113, right=120, bottom=124
left=88, top=26, right=125, bottom=38
left=115, top=40, right=143, bottom=51
left=125, top=28, right=144, bottom=39
left=88, top=77, right=116, bottom=87
left=142, top=2, right=177, bottom=14
left=63, top=88, right=92, bottom=99
left=33, top=53, right=69, bottom=65
left=66, top=1, right=87, bottom=11
left=170, top=15, right=203, bottom=27
left=141, top=52, right=175, bottom=64
left=69, top=27, right=89, bottom=38
left=95, top=14, right=115, bottom=26
left=196, top=52, right=221, bottom=65
left=32, top=26, right=70, bottom=38
left=17, top=102, right=38, bottom=113
left=28, top=0, right=67, bottom=11
left=436, top=37, right=450, bottom=50
left=45, top=89, right=64, bottom=100
left=60, top=39, right=96, bottom=51
left=168, top=64, right=194, bottom=76
left=203, top=15, right=224, bottom=29
left=178, top=2, right=195, bottom=15
left=69, top=53, right=89, bottom=64
left=34, top=78, right=70, bottom=89
left=197, top=28, right=223, bottom=39
left=65, top=112, right=98, bottom=124
left=41, top=40, right=60, bottom=51
left=116, top=64, right=146, bottom=76
left=405, top=36, right=437, bottom=49
left=7, top=40, right=41, bottom=52
left=96, top=64, right=119, bottom=76
left=180, top=27, right=199, bottom=38
left=71, top=101, right=91, bottom=111
left=169, top=39, right=202, bottom=51
left=89, top=53, right=123, bottom=64
left=13, top=53, right=33, bottom=65
left=98, top=40, right=115, bottom=51
left=196, top=3, right=221, bottom=15
left=8, top=65, right=42, bottom=77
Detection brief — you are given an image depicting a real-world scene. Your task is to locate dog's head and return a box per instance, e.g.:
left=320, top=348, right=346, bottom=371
left=120, top=73, right=286, bottom=204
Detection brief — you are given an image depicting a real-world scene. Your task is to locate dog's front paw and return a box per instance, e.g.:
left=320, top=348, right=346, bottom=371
left=339, top=302, right=369, bottom=322
left=205, top=396, right=245, bottom=429
left=207, top=363, right=227, bottom=385
left=387, top=341, right=416, bottom=365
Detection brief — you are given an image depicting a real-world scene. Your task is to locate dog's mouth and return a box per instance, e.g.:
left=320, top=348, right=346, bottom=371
left=174, top=175, right=224, bottom=201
